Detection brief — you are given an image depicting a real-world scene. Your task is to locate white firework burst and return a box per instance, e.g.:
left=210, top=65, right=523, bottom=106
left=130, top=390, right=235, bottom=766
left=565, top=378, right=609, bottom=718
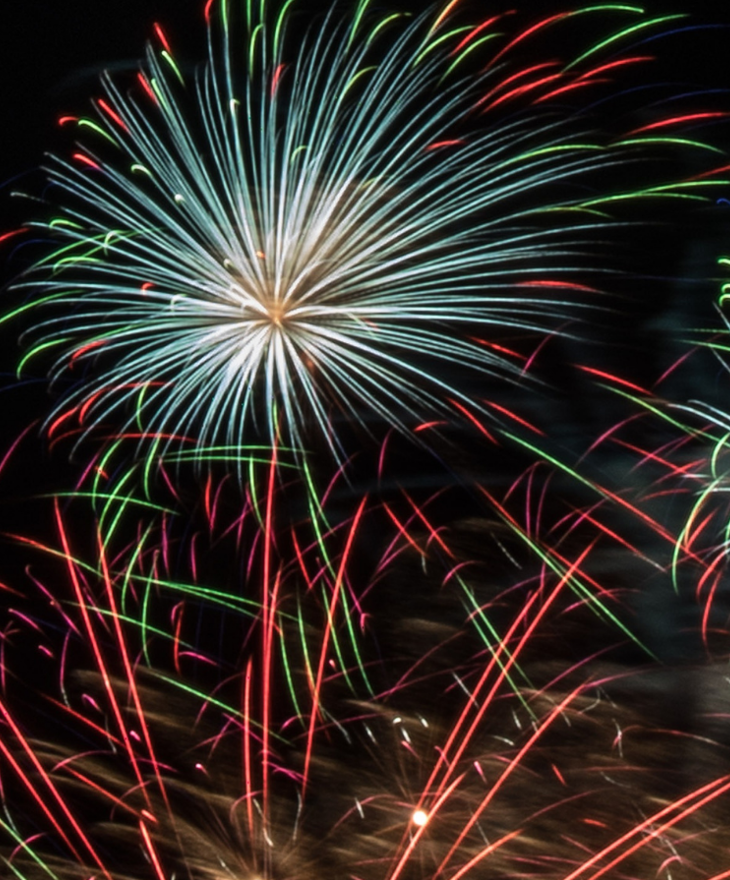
left=10, top=0, right=717, bottom=466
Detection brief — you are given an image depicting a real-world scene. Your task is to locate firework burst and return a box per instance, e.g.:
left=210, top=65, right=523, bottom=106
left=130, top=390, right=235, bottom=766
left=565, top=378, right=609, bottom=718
left=7, top=0, right=727, bottom=473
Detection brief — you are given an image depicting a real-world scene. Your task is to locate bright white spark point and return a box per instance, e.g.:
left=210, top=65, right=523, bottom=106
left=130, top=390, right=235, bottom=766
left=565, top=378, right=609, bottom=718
left=412, top=809, right=429, bottom=827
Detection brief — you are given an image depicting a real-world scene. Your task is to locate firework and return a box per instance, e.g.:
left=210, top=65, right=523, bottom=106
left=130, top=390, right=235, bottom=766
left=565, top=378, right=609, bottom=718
left=3, top=376, right=730, bottom=877
left=2, top=493, right=730, bottom=880
left=3, top=1, right=730, bottom=877
left=6, top=0, right=727, bottom=476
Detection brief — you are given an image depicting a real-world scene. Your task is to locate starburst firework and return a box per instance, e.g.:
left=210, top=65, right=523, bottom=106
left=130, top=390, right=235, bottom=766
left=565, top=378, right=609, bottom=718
left=8, top=0, right=726, bottom=469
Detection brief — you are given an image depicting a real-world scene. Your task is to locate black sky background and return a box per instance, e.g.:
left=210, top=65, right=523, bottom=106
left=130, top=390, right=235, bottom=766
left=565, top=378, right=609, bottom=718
left=0, top=1, right=729, bottom=847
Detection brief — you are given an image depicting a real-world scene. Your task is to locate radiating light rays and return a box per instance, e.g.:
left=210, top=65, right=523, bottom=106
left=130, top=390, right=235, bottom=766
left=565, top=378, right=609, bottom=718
left=6, top=0, right=727, bottom=478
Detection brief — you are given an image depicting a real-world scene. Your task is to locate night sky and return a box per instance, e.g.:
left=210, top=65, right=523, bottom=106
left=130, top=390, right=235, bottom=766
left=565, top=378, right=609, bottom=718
left=2, top=2, right=730, bottom=874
